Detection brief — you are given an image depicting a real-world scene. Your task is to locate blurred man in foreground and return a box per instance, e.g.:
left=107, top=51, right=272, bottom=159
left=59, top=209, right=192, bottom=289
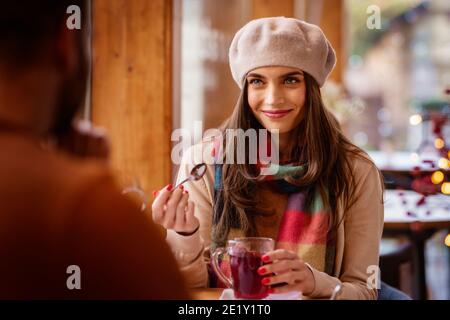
left=0, top=0, right=187, bottom=299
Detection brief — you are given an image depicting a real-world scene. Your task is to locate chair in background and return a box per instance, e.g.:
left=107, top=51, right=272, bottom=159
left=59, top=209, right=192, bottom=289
left=379, top=238, right=414, bottom=299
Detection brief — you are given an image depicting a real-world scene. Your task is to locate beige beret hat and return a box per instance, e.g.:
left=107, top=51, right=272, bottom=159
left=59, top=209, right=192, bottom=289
left=229, top=17, right=336, bottom=88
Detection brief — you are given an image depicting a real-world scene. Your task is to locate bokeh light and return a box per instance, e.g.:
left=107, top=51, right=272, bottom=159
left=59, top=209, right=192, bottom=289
left=442, top=182, right=450, bottom=195
left=445, top=234, right=450, bottom=247
left=431, top=171, right=444, bottom=184
left=434, top=138, right=445, bottom=149
left=438, top=158, right=450, bottom=169
left=409, top=114, right=422, bottom=126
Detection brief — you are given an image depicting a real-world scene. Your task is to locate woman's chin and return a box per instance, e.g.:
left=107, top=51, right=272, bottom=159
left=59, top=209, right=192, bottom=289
left=263, top=126, right=294, bottom=135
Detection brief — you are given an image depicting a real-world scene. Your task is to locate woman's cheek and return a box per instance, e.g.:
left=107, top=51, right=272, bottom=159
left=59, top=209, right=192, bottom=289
left=247, top=91, right=259, bottom=111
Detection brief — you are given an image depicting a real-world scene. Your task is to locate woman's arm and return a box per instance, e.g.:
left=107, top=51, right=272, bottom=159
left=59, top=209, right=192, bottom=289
left=165, top=143, right=215, bottom=288
left=306, top=160, right=384, bottom=299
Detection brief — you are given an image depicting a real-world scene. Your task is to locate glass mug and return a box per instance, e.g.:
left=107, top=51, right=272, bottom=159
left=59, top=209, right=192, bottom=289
left=211, top=237, right=275, bottom=299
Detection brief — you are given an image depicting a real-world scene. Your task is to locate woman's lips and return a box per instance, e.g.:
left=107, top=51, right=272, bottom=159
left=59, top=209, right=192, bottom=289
left=261, top=109, right=293, bottom=119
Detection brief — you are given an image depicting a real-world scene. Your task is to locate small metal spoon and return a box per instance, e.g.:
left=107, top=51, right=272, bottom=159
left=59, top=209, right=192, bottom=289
left=172, top=163, right=207, bottom=191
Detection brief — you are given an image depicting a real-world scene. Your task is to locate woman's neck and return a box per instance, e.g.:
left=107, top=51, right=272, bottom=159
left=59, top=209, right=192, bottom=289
left=278, top=131, right=292, bottom=163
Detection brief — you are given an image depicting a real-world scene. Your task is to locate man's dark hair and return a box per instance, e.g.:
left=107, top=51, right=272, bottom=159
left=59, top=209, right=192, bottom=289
left=0, top=0, right=86, bottom=67
left=0, top=1, right=89, bottom=136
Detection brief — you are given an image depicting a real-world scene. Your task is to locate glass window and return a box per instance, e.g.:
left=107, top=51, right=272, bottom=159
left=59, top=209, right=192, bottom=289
left=176, top=0, right=251, bottom=141
left=343, top=0, right=449, bottom=161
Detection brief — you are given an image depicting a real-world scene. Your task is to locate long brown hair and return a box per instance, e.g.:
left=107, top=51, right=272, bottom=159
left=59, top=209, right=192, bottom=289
left=212, top=72, right=382, bottom=247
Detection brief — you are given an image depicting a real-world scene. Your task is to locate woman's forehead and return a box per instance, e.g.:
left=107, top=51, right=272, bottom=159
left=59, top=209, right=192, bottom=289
left=246, top=66, right=304, bottom=78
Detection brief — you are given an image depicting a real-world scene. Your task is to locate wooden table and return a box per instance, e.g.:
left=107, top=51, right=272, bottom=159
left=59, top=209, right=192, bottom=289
left=383, top=190, right=450, bottom=300
left=190, top=191, right=450, bottom=300
left=189, top=289, right=305, bottom=300
left=384, top=190, right=450, bottom=229
left=189, top=288, right=224, bottom=300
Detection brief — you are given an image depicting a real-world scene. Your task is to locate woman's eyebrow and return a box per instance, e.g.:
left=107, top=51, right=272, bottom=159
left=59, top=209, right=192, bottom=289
left=247, top=71, right=304, bottom=79
left=280, top=71, right=304, bottom=78
left=247, top=73, right=265, bottom=78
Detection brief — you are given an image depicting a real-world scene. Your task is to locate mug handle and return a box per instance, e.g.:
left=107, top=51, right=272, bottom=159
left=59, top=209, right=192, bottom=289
left=211, top=247, right=233, bottom=288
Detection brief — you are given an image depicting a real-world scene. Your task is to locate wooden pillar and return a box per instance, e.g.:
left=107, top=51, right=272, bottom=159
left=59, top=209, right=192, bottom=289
left=91, top=0, right=173, bottom=196
left=251, top=0, right=295, bottom=19
left=202, top=0, right=250, bottom=130
left=319, top=0, right=344, bottom=83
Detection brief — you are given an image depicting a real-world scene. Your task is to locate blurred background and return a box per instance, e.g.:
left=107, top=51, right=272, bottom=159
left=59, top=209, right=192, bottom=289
left=88, top=0, right=449, bottom=299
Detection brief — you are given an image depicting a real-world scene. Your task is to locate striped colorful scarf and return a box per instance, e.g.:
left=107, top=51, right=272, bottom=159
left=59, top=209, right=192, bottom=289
left=210, top=155, right=336, bottom=287
left=261, top=163, right=336, bottom=275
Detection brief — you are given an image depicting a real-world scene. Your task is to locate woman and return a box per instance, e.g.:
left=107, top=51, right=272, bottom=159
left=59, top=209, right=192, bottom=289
left=152, top=17, right=384, bottom=299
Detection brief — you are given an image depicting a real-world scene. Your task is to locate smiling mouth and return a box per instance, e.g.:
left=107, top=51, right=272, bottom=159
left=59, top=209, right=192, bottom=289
left=261, top=109, right=293, bottom=119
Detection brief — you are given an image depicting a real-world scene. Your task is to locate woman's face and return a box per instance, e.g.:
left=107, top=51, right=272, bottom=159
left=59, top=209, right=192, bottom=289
left=246, top=66, right=306, bottom=134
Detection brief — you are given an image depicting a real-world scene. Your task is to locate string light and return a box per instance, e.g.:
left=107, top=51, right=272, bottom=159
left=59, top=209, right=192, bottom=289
left=442, top=182, right=450, bottom=195
left=438, top=158, right=450, bottom=169
left=431, top=171, right=444, bottom=184
left=434, top=138, right=445, bottom=149
left=409, top=114, right=422, bottom=126
left=445, top=234, right=450, bottom=247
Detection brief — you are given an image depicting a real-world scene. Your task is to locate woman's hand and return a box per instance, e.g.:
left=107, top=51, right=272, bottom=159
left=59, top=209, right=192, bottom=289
left=258, top=249, right=315, bottom=295
left=151, top=184, right=199, bottom=235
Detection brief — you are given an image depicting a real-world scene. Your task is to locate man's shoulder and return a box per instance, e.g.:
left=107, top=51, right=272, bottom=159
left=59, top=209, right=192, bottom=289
left=37, top=147, right=112, bottom=193
left=0, top=136, right=115, bottom=211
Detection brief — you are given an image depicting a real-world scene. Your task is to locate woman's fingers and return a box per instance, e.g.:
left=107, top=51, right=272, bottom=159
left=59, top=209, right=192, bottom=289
left=262, top=270, right=307, bottom=286
left=259, top=258, right=303, bottom=275
left=151, top=185, right=198, bottom=233
left=258, top=253, right=316, bottom=295
left=173, top=192, right=189, bottom=229
left=151, top=184, right=174, bottom=223
left=161, top=188, right=184, bottom=227
left=262, top=249, right=298, bottom=262
left=258, top=249, right=311, bottom=294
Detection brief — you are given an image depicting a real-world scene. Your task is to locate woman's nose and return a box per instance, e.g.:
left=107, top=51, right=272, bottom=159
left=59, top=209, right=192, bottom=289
left=264, top=84, right=284, bottom=105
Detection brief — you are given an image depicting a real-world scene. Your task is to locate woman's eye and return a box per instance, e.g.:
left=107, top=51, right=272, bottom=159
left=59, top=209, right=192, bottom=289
left=284, top=77, right=300, bottom=84
left=248, top=79, right=263, bottom=86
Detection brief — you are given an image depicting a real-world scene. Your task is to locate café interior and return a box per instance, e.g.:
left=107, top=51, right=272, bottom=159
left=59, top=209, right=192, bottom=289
left=0, top=0, right=449, bottom=300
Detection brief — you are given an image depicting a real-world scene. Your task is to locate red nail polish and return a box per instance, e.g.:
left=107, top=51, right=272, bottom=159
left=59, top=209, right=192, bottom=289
left=262, top=255, right=270, bottom=262
left=258, top=267, right=266, bottom=275
left=261, top=278, right=270, bottom=285
left=268, top=288, right=274, bottom=294
left=180, top=185, right=184, bottom=190
left=152, top=190, right=158, bottom=197
left=166, top=184, right=173, bottom=191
